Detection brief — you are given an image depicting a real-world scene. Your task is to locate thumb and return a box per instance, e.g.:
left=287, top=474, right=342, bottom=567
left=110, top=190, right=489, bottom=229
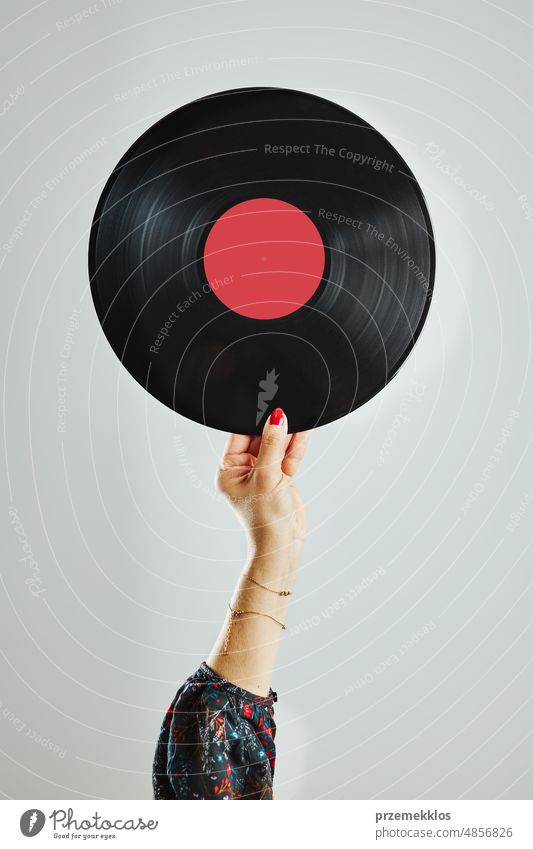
left=255, top=408, right=288, bottom=485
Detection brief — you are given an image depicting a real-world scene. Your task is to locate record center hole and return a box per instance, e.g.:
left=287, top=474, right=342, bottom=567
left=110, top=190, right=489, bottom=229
left=203, top=197, right=325, bottom=320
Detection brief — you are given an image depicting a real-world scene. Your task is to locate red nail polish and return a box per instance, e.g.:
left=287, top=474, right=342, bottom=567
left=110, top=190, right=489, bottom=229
left=270, top=407, right=285, bottom=426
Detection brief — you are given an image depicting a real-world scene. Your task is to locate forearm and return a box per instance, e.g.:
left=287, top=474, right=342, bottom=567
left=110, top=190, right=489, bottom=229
left=207, top=541, right=302, bottom=696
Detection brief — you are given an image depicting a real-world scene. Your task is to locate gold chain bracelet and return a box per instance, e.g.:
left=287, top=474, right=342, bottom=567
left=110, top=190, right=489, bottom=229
left=243, top=573, right=292, bottom=596
left=222, top=603, right=286, bottom=655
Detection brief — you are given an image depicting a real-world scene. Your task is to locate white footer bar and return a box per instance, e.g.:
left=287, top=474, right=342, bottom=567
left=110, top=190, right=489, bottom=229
left=1, top=800, right=531, bottom=848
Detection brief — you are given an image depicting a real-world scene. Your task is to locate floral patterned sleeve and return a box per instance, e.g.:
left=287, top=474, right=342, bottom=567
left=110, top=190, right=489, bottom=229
left=153, top=662, right=277, bottom=800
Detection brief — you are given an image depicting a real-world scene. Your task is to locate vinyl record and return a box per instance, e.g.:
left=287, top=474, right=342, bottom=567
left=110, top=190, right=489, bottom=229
left=89, top=87, right=435, bottom=434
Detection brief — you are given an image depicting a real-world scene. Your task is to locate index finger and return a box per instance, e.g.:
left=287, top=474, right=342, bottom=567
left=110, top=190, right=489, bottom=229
left=223, top=433, right=253, bottom=457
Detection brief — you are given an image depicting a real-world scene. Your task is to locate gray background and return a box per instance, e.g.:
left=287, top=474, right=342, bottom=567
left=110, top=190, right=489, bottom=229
left=1, top=0, right=532, bottom=800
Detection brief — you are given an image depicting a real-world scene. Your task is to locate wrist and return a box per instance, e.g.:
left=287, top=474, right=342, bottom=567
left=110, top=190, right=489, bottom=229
left=248, top=532, right=304, bottom=564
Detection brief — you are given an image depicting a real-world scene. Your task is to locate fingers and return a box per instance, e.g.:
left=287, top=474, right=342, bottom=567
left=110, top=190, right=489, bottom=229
left=248, top=432, right=291, bottom=459
left=254, top=407, right=288, bottom=485
left=224, top=433, right=252, bottom=456
left=281, top=430, right=310, bottom=477
left=247, top=435, right=263, bottom=458
left=220, top=412, right=307, bottom=480
left=219, top=432, right=253, bottom=473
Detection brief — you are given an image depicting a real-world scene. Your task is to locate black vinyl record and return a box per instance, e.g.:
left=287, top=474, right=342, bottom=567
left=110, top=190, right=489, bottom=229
left=89, top=86, right=435, bottom=434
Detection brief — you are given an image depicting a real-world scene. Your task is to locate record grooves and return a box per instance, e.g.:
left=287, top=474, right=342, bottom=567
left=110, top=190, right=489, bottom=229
left=89, top=87, right=435, bottom=434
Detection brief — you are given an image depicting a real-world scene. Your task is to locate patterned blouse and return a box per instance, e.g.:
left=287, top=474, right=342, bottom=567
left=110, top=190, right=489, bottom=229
left=152, top=662, right=277, bottom=800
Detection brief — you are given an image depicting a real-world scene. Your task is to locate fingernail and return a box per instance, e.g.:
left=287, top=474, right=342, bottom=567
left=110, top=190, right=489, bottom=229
left=269, top=407, right=285, bottom=426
